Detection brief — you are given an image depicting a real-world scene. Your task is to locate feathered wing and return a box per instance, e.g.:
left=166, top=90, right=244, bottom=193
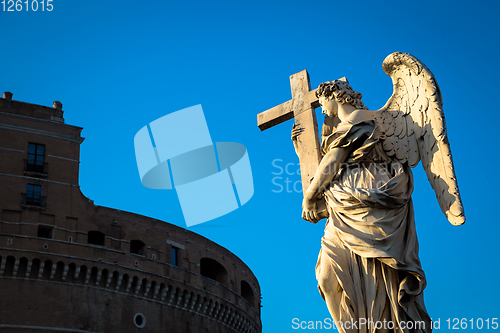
left=375, top=52, right=465, bottom=225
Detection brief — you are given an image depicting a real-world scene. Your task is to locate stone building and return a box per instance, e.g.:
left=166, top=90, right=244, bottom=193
left=0, top=92, right=262, bottom=333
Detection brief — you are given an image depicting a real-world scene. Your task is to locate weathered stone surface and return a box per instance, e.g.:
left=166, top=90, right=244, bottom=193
left=257, top=70, right=327, bottom=219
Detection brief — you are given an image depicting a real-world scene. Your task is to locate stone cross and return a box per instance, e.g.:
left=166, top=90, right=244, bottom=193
left=257, top=70, right=328, bottom=220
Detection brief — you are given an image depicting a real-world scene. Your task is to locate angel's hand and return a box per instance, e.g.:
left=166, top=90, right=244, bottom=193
left=291, top=124, right=304, bottom=155
left=302, top=197, right=319, bottom=224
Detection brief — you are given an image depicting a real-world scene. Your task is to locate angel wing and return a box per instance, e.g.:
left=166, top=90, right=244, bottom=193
left=375, top=52, right=465, bottom=226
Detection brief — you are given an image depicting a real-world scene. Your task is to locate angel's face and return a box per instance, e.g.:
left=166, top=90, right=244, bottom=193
left=319, top=96, right=338, bottom=118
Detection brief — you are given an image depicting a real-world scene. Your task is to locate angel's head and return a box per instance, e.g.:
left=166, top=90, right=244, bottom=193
left=316, top=78, right=365, bottom=116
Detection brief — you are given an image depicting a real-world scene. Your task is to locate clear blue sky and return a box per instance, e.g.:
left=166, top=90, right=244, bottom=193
left=1, top=0, right=499, bottom=331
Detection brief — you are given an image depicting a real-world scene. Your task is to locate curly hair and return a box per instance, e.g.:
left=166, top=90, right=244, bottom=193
left=315, top=78, right=366, bottom=109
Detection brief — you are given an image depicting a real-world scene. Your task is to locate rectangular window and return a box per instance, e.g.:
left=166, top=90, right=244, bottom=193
left=130, top=240, right=145, bottom=256
left=37, top=225, right=53, bottom=239
left=172, top=247, right=178, bottom=266
left=26, top=184, right=42, bottom=206
left=27, top=143, right=45, bottom=173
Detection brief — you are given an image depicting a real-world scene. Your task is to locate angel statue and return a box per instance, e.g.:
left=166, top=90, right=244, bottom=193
left=291, top=52, right=465, bottom=333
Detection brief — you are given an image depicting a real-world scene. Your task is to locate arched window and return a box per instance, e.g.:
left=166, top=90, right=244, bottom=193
left=130, top=240, right=145, bottom=256
left=200, top=258, right=228, bottom=285
left=88, top=231, right=105, bottom=246
left=241, top=280, right=255, bottom=307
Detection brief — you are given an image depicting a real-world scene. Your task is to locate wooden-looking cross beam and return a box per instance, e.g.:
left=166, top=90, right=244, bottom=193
left=257, top=70, right=328, bottom=220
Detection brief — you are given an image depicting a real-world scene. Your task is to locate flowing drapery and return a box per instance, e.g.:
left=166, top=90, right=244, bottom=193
left=316, top=120, right=432, bottom=333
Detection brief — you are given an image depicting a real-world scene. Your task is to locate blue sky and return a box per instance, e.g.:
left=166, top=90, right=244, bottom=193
left=1, top=0, right=499, bottom=331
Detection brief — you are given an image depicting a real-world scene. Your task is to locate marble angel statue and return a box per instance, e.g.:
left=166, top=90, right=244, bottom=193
left=292, top=52, right=465, bottom=333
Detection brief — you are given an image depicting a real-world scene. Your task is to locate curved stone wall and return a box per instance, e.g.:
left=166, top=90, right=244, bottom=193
left=0, top=217, right=261, bottom=333
left=0, top=93, right=262, bottom=332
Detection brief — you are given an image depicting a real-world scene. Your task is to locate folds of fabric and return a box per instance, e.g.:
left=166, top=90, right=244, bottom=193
left=316, top=120, right=432, bottom=333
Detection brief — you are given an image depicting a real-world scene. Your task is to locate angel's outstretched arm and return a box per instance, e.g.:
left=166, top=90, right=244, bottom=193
left=302, top=147, right=349, bottom=222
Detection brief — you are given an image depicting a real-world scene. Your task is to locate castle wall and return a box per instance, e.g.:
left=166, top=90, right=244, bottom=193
left=0, top=93, right=261, bottom=333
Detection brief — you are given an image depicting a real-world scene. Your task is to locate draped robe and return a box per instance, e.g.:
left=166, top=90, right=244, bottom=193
left=315, top=119, right=432, bottom=333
